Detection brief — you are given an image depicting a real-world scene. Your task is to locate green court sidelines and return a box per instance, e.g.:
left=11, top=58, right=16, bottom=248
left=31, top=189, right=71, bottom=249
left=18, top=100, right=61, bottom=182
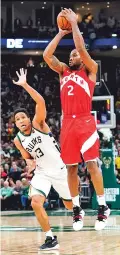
left=1, top=225, right=120, bottom=232
left=1, top=209, right=120, bottom=217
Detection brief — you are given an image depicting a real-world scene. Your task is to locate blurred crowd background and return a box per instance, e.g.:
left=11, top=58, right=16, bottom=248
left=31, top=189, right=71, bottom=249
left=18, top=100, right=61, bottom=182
left=1, top=1, right=120, bottom=39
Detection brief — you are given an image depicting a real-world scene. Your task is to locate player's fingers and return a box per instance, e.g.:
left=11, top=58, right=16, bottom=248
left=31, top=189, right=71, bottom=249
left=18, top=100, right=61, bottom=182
left=64, top=8, right=69, bottom=13
left=61, top=10, right=67, bottom=17
left=16, top=71, right=20, bottom=78
left=12, top=80, right=18, bottom=85
left=20, top=68, right=22, bottom=75
left=21, top=68, right=24, bottom=75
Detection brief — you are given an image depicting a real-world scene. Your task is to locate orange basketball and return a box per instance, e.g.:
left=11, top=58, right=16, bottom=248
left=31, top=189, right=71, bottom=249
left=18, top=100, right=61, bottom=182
left=57, top=12, right=72, bottom=31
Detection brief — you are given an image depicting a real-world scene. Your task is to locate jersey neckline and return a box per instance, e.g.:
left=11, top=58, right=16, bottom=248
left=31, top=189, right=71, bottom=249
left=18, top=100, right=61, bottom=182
left=19, top=126, right=51, bottom=137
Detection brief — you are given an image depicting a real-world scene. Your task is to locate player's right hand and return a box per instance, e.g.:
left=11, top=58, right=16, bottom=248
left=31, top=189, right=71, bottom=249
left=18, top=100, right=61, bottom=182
left=59, top=28, right=72, bottom=37
left=13, top=68, right=27, bottom=87
left=26, top=159, right=36, bottom=173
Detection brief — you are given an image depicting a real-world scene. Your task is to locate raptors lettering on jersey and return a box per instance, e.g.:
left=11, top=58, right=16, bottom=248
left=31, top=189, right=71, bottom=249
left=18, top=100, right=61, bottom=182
left=60, top=68, right=95, bottom=116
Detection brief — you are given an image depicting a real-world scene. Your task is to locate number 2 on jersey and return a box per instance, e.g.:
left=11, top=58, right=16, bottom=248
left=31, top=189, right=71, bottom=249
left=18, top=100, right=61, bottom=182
left=68, top=85, right=74, bottom=96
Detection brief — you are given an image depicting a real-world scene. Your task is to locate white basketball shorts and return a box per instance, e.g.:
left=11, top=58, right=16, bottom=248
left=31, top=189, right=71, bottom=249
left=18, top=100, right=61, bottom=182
left=28, top=166, right=71, bottom=201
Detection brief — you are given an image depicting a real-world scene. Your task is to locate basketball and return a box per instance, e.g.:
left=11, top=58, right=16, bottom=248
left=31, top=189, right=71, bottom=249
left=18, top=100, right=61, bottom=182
left=57, top=12, right=72, bottom=30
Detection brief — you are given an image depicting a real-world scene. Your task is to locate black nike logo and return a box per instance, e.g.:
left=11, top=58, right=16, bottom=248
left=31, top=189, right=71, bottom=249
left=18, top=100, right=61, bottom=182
left=22, top=139, right=25, bottom=142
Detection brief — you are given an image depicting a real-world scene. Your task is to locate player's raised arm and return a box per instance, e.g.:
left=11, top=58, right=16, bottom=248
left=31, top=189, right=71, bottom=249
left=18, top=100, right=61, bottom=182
left=43, top=30, right=69, bottom=74
left=13, top=68, right=46, bottom=124
left=61, top=8, right=98, bottom=74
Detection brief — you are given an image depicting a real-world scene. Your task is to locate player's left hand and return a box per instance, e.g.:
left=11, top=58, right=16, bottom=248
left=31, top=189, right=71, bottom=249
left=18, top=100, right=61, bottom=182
left=13, top=68, right=27, bottom=87
left=59, top=28, right=72, bottom=37
left=61, top=8, right=77, bottom=24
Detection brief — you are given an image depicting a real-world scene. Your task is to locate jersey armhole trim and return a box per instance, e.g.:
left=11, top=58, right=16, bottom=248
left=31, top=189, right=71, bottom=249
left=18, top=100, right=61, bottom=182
left=16, top=134, right=22, bottom=145
left=33, top=127, right=49, bottom=135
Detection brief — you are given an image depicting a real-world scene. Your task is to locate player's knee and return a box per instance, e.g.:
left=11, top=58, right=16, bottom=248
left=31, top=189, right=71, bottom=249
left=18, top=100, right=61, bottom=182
left=31, top=196, right=44, bottom=209
left=86, top=161, right=97, bottom=174
left=67, top=165, right=78, bottom=177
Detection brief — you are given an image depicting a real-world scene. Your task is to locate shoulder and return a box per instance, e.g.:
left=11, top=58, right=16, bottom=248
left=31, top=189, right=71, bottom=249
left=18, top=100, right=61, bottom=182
left=32, top=120, right=50, bottom=134
left=14, top=136, right=23, bottom=150
left=59, top=63, right=69, bottom=78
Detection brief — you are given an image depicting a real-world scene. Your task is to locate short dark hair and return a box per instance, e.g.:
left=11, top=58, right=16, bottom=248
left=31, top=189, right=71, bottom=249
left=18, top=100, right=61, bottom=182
left=14, top=108, right=30, bottom=120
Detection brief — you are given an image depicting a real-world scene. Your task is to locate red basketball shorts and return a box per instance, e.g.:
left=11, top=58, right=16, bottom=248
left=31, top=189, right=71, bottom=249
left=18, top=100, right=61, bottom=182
left=60, top=115, right=99, bottom=165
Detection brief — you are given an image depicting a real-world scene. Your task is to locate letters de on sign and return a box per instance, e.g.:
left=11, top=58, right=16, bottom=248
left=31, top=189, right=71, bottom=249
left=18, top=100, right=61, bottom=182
left=7, top=39, right=23, bottom=48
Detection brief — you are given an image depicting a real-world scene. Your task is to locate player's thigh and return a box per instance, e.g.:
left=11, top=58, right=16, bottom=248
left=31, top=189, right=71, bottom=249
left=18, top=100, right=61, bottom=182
left=83, top=138, right=100, bottom=162
left=52, top=174, right=72, bottom=201
left=79, top=121, right=99, bottom=161
left=29, top=174, right=51, bottom=199
left=60, top=120, right=81, bottom=164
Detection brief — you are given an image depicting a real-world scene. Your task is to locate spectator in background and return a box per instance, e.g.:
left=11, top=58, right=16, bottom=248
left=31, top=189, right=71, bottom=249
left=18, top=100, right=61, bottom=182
left=14, top=17, right=22, bottom=31
left=115, top=150, right=120, bottom=171
left=4, top=163, right=10, bottom=173
left=0, top=178, right=4, bottom=188
left=36, top=17, right=41, bottom=29
left=0, top=165, right=7, bottom=180
left=107, top=16, right=116, bottom=34
left=26, top=16, right=33, bottom=28
left=13, top=180, right=23, bottom=209
left=2, top=148, right=10, bottom=158
left=21, top=165, right=33, bottom=181
left=27, top=58, right=34, bottom=67
left=9, top=161, right=21, bottom=183
left=8, top=178, right=16, bottom=188
left=115, top=99, right=120, bottom=115
left=21, top=178, right=30, bottom=209
left=48, top=25, right=57, bottom=37
left=0, top=181, right=13, bottom=210
left=79, top=15, right=89, bottom=38
left=10, top=161, right=21, bottom=173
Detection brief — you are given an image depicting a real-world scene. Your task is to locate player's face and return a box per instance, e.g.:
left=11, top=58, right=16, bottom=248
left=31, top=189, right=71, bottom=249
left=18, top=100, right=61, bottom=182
left=15, top=112, right=31, bottom=132
left=69, top=49, right=82, bottom=70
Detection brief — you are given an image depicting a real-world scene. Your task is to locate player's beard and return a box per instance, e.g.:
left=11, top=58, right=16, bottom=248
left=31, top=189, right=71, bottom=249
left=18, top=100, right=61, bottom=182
left=69, top=63, right=81, bottom=70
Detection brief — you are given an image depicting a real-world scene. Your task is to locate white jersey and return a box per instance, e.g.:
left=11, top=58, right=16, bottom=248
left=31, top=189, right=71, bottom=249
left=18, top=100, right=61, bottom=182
left=17, top=127, right=65, bottom=175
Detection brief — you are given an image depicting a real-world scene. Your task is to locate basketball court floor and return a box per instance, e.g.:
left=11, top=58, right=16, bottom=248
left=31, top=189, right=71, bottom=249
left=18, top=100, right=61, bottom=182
left=1, top=209, right=120, bottom=255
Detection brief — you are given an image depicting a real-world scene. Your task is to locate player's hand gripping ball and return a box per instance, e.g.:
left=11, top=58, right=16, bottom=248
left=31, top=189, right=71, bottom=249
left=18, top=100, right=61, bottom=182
left=57, top=11, right=72, bottom=31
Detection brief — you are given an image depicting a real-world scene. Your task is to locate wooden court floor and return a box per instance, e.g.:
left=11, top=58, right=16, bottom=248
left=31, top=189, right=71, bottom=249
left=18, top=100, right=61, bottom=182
left=1, top=210, right=120, bottom=255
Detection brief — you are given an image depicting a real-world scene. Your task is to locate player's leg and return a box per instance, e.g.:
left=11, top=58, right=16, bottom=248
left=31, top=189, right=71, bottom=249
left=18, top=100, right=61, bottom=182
left=60, top=119, right=81, bottom=206
left=86, top=160, right=110, bottom=230
left=62, top=199, right=73, bottom=210
left=82, top=132, right=110, bottom=230
left=31, top=194, right=50, bottom=233
left=29, top=175, right=59, bottom=250
left=52, top=168, right=85, bottom=231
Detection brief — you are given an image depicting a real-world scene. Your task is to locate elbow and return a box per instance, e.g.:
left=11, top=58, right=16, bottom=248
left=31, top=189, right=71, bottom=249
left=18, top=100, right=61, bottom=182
left=43, top=51, right=48, bottom=61
left=43, top=52, right=46, bottom=60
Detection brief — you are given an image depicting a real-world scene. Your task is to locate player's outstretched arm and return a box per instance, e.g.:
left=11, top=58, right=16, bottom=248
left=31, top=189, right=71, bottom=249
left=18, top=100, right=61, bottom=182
left=13, top=68, right=46, bottom=124
left=61, top=8, right=98, bottom=74
left=43, top=30, right=70, bottom=74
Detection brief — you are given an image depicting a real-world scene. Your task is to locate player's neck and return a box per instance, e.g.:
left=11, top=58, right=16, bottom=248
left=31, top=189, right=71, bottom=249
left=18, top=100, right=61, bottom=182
left=21, top=126, right=32, bottom=135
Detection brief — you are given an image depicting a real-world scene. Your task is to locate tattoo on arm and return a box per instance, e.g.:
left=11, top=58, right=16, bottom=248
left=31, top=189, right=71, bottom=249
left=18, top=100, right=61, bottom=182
left=51, top=56, right=62, bottom=68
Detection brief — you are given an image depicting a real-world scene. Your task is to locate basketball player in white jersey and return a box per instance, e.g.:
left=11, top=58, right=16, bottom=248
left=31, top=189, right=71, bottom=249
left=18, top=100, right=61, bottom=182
left=12, top=68, right=73, bottom=251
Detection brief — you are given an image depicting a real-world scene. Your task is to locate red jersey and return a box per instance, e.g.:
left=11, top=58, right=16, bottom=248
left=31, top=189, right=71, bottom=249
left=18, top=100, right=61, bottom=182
left=60, top=68, right=95, bottom=117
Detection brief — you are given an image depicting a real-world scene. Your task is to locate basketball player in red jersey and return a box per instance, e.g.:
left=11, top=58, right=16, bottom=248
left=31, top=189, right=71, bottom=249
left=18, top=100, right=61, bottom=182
left=43, top=8, right=110, bottom=231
